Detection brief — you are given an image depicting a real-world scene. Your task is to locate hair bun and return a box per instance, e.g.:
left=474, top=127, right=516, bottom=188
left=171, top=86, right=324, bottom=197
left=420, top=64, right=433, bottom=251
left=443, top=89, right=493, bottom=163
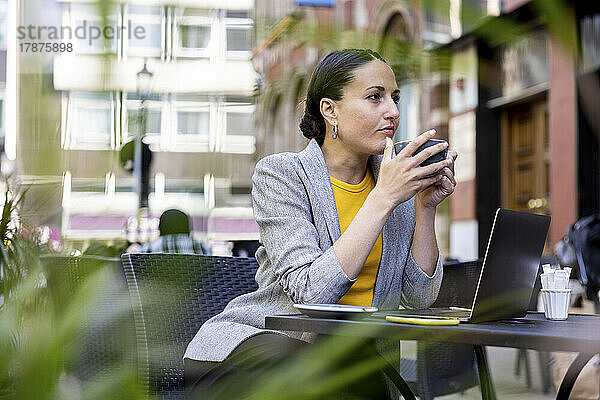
left=299, top=112, right=324, bottom=141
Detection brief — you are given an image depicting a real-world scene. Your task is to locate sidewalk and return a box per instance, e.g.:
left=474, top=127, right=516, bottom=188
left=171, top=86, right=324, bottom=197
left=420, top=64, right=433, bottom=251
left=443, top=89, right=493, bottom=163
left=400, top=342, right=557, bottom=400
left=439, top=346, right=556, bottom=400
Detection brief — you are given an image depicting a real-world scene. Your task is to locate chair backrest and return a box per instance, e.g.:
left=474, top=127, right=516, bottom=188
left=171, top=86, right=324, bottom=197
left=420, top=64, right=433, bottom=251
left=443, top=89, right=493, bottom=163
left=41, top=255, right=135, bottom=382
left=121, top=253, right=259, bottom=399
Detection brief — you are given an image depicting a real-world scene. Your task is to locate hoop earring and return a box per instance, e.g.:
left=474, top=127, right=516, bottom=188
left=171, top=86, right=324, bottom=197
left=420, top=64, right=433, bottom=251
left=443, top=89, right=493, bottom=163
left=332, top=124, right=338, bottom=139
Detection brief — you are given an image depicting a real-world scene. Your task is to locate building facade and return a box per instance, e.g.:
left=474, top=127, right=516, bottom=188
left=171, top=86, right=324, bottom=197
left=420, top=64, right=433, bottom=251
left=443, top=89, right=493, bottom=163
left=9, top=0, right=261, bottom=250
left=446, top=0, right=599, bottom=256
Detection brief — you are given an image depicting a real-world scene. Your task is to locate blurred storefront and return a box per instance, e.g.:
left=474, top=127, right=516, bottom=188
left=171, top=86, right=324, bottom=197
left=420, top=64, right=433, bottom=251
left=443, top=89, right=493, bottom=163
left=8, top=0, right=261, bottom=251
left=444, top=1, right=599, bottom=257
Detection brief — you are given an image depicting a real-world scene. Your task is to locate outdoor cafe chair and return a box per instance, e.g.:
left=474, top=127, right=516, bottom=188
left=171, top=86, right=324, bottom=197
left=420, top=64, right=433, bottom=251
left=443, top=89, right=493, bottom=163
left=41, top=255, right=136, bottom=383
left=399, top=260, right=482, bottom=400
left=121, top=253, right=259, bottom=400
left=513, top=257, right=555, bottom=393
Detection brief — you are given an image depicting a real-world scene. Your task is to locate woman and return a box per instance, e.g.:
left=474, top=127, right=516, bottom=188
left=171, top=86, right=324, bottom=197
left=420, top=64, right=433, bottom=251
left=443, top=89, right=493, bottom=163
left=184, top=49, right=458, bottom=399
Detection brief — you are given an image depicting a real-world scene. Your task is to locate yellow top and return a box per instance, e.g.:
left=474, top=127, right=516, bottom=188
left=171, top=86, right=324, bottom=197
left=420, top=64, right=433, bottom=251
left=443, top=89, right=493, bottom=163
left=330, top=170, right=383, bottom=307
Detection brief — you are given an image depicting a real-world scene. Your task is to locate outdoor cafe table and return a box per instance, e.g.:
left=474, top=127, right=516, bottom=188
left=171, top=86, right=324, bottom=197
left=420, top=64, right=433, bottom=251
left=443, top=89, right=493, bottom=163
left=265, top=311, right=600, bottom=400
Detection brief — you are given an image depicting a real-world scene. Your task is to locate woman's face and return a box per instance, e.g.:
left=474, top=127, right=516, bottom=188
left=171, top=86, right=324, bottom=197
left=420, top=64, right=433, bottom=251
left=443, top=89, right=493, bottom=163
left=329, top=59, right=400, bottom=156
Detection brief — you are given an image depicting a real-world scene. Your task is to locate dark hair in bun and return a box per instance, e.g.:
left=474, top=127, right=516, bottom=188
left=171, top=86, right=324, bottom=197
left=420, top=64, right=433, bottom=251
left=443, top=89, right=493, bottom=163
left=299, top=49, right=385, bottom=146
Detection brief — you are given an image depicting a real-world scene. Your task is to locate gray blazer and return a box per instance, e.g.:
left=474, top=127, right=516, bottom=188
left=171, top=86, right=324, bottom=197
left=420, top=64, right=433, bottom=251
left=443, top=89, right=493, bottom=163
left=184, top=139, right=443, bottom=363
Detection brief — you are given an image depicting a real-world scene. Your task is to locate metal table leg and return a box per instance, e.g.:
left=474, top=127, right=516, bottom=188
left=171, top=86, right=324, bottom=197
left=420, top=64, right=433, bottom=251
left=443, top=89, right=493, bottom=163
left=538, top=351, right=553, bottom=394
left=365, top=340, right=417, bottom=400
left=556, top=352, right=595, bottom=400
left=377, top=353, right=417, bottom=400
left=474, top=345, right=497, bottom=400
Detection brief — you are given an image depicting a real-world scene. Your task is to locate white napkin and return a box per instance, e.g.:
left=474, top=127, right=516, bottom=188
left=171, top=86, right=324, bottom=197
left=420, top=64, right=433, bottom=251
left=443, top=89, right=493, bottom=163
left=540, top=264, right=571, bottom=290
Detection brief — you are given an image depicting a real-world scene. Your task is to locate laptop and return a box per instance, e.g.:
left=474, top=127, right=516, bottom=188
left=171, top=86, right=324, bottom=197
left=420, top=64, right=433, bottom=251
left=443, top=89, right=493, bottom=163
left=386, top=208, right=551, bottom=323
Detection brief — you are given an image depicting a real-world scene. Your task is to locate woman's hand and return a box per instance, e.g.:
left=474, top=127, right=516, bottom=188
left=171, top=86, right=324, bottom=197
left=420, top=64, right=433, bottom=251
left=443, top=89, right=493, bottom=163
left=373, top=130, right=453, bottom=211
left=416, top=150, right=458, bottom=210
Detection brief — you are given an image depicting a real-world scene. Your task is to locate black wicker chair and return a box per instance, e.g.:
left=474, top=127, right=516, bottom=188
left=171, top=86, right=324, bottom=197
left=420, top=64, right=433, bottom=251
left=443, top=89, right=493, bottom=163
left=121, top=253, right=259, bottom=400
left=41, top=255, right=136, bottom=383
left=399, top=260, right=482, bottom=400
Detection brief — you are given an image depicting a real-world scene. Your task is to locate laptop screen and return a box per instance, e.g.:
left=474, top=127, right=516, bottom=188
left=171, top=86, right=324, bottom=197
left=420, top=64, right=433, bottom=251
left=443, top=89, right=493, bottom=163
left=468, top=208, right=551, bottom=323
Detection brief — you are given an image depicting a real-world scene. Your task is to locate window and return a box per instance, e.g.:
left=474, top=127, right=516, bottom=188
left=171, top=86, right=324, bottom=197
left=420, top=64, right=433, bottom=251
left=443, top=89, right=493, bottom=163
left=62, top=92, right=255, bottom=153
left=225, top=107, right=254, bottom=136
left=174, top=8, right=213, bottom=58
left=60, top=5, right=254, bottom=61
left=226, top=27, right=252, bottom=51
left=174, top=94, right=212, bottom=150
left=177, top=111, right=210, bottom=135
left=581, top=14, right=600, bottom=72
left=499, top=30, right=548, bottom=97
left=124, top=93, right=164, bottom=144
left=223, top=104, right=255, bottom=153
left=180, top=25, right=211, bottom=49
left=0, top=0, right=7, bottom=49
left=222, top=97, right=255, bottom=153
left=422, top=2, right=452, bottom=47
left=125, top=5, right=164, bottom=58
left=224, top=10, right=253, bottom=59
left=64, top=92, right=116, bottom=150
left=172, top=8, right=252, bottom=61
left=68, top=3, right=118, bottom=55
left=166, top=95, right=256, bottom=153
left=225, top=10, right=250, bottom=19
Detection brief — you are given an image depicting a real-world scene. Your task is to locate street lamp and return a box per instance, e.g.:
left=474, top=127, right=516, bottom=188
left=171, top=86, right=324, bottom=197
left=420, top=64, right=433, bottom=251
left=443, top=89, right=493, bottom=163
left=135, top=60, right=153, bottom=239
left=136, top=60, right=153, bottom=98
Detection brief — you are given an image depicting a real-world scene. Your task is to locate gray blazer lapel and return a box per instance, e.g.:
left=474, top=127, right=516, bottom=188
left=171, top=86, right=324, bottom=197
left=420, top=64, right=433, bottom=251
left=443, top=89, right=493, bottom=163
left=297, top=142, right=398, bottom=307
left=297, top=140, right=341, bottom=244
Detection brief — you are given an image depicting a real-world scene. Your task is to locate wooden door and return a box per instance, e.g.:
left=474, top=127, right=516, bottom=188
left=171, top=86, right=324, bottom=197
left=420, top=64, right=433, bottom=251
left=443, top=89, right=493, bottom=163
left=501, top=99, right=551, bottom=252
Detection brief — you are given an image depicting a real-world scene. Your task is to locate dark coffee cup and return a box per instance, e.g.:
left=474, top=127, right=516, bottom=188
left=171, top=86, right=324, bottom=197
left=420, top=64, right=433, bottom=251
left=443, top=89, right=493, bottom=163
left=394, top=139, right=448, bottom=168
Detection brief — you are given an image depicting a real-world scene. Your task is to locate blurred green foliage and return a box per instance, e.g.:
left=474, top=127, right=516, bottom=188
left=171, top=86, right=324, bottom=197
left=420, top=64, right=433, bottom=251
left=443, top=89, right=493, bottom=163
left=0, top=182, right=143, bottom=399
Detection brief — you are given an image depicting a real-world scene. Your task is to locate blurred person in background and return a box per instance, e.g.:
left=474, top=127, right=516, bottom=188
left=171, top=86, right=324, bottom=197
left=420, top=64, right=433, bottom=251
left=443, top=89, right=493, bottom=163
left=231, top=240, right=261, bottom=257
left=184, top=49, right=457, bottom=399
left=139, top=209, right=210, bottom=254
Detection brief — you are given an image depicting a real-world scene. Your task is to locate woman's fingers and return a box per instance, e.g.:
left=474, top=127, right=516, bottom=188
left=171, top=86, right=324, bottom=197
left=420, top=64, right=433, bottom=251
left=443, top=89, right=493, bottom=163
left=398, top=129, right=436, bottom=157
left=445, top=167, right=457, bottom=185
left=383, top=137, right=394, bottom=162
left=441, top=176, right=455, bottom=193
left=383, top=134, right=458, bottom=205
left=435, top=166, right=456, bottom=186
left=447, top=150, right=458, bottom=174
left=416, top=158, right=451, bottom=178
left=418, top=173, right=442, bottom=190
left=411, top=141, right=448, bottom=166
